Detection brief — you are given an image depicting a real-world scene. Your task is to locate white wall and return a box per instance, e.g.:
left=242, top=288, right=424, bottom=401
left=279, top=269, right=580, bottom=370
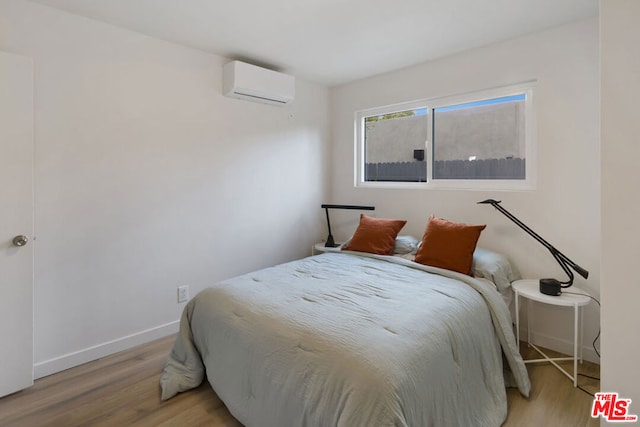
left=601, top=0, right=640, bottom=409
left=0, top=0, right=330, bottom=376
left=330, top=18, right=601, bottom=361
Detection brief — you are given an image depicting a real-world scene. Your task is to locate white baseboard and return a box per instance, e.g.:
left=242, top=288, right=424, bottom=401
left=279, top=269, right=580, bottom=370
left=519, top=327, right=600, bottom=364
left=34, top=320, right=179, bottom=379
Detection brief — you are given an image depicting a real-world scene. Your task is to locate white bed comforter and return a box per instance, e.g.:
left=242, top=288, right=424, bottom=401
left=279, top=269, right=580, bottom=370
left=160, top=252, right=530, bottom=426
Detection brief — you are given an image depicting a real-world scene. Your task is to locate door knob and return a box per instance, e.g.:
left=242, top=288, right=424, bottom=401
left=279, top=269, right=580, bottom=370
left=13, top=235, right=28, bottom=247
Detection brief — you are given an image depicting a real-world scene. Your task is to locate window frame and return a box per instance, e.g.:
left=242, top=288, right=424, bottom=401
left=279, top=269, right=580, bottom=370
left=354, top=82, right=537, bottom=190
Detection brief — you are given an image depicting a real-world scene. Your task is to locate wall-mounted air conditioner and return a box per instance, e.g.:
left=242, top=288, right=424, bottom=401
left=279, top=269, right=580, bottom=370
left=223, top=60, right=295, bottom=106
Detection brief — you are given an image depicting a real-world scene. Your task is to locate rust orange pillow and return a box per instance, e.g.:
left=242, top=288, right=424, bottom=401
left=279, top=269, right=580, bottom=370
left=414, top=216, right=486, bottom=275
left=342, top=214, right=407, bottom=255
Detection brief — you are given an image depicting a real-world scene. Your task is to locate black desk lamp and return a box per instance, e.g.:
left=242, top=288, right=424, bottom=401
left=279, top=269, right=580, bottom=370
left=478, top=199, right=588, bottom=296
left=321, top=204, right=375, bottom=247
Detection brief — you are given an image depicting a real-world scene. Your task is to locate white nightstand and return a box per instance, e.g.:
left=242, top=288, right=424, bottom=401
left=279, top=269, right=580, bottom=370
left=512, top=279, right=592, bottom=387
left=312, top=242, right=342, bottom=256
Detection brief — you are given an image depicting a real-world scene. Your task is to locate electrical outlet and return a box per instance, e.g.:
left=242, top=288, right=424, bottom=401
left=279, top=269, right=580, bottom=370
left=177, top=285, right=189, bottom=303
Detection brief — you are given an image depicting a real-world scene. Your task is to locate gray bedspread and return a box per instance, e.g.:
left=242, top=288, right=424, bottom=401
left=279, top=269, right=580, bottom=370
left=160, top=252, right=530, bottom=426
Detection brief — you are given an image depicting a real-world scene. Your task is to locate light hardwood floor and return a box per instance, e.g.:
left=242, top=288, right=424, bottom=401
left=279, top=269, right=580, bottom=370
left=0, top=335, right=600, bottom=426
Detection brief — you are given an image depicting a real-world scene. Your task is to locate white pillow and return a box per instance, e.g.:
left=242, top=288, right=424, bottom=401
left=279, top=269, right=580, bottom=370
left=393, top=235, right=420, bottom=255
left=341, top=235, right=420, bottom=255
left=471, top=247, right=521, bottom=293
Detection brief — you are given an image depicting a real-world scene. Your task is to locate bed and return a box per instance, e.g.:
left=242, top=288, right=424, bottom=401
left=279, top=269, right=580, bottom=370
left=160, top=247, right=530, bottom=426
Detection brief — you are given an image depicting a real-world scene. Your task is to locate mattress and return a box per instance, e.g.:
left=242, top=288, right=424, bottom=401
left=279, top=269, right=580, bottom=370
left=160, top=252, right=530, bottom=426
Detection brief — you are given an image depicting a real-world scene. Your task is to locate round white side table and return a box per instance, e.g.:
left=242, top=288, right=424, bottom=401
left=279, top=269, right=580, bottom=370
left=311, top=242, right=342, bottom=256
left=512, top=279, right=592, bottom=387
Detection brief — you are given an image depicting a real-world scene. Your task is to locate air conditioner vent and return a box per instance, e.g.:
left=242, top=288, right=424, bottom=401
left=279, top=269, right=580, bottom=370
left=223, top=61, right=294, bottom=106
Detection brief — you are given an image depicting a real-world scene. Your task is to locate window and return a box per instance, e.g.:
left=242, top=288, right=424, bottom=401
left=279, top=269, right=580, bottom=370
left=363, top=106, right=428, bottom=182
left=355, top=82, right=535, bottom=190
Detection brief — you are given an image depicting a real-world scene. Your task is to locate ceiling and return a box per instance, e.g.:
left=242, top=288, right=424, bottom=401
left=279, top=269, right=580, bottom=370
left=28, top=0, right=598, bottom=87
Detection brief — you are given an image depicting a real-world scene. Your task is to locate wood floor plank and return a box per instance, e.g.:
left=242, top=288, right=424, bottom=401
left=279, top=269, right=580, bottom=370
left=504, top=343, right=600, bottom=427
left=0, top=335, right=600, bottom=426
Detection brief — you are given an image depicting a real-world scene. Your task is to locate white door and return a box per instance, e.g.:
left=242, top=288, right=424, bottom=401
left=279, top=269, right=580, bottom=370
left=0, top=51, right=34, bottom=397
